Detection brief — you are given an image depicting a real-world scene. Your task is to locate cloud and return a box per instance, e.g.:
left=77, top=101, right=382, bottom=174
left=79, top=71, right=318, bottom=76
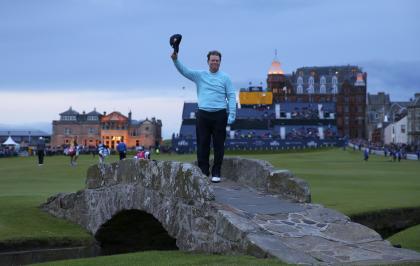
left=0, top=90, right=186, bottom=139
left=360, top=60, right=420, bottom=101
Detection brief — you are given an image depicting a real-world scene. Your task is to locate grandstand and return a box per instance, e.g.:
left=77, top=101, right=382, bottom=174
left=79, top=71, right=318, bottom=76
left=172, top=88, right=343, bottom=153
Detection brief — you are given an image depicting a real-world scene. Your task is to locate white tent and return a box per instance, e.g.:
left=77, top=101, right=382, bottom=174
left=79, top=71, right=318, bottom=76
left=2, top=136, right=18, bottom=146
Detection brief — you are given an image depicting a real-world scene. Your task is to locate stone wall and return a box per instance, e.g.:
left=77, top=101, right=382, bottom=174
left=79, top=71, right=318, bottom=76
left=42, top=158, right=309, bottom=255
left=219, top=157, right=311, bottom=203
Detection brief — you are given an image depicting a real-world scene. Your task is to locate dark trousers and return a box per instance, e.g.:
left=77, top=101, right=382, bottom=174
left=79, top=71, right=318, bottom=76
left=37, top=150, right=44, bottom=164
left=119, top=152, right=126, bottom=160
left=196, top=109, right=227, bottom=177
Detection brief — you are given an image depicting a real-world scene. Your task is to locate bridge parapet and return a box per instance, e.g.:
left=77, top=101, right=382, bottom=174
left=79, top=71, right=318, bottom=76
left=86, top=159, right=214, bottom=203
left=220, top=157, right=310, bottom=203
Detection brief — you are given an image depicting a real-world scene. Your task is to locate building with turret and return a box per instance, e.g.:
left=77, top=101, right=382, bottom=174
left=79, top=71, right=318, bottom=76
left=265, top=56, right=367, bottom=139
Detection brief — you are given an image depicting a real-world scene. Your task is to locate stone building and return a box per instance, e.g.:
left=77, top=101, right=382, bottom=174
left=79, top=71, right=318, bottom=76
left=267, top=59, right=367, bottom=139
left=51, top=107, right=102, bottom=148
left=51, top=107, right=162, bottom=149
left=407, top=93, right=420, bottom=146
left=383, top=116, right=408, bottom=145
left=366, top=92, right=391, bottom=142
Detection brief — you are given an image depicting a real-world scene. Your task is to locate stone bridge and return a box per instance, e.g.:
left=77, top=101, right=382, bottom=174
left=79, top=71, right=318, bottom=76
left=42, top=157, right=420, bottom=265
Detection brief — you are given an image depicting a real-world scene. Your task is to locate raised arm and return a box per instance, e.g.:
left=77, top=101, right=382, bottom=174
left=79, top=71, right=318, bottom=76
left=171, top=52, right=199, bottom=82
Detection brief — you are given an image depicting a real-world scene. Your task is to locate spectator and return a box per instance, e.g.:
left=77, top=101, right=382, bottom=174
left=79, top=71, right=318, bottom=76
left=364, top=147, right=369, bottom=161
left=98, top=142, right=110, bottom=164
left=116, top=140, right=127, bottom=160
left=36, top=137, right=46, bottom=166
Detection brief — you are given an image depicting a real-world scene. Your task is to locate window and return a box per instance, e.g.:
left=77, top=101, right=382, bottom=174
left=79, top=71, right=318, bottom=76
left=344, top=106, right=349, bottom=113
left=297, top=85, right=303, bottom=94
left=297, top=76, right=303, bottom=85
left=88, top=128, right=95, bottom=134
left=62, top=115, right=77, bottom=121
left=320, top=85, right=326, bottom=94
left=87, top=116, right=98, bottom=121
left=401, top=125, right=406, bottom=133
left=64, top=128, right=71, bottom=135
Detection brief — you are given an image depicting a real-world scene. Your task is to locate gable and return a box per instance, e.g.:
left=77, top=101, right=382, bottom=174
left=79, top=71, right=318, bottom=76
left=101, top=112, right=128, bottom=123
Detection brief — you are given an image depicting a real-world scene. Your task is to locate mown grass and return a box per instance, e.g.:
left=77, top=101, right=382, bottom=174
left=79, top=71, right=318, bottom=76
left=1, top=149, right=419, bottom=265
left=388, top=224, right=420, bottom=252
left=33, top=250, right=287, bottom=266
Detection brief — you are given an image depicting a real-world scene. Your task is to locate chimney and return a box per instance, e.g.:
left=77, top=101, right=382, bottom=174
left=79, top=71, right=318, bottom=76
left=103, top=111, right=106, bottom=116
left=128, top=111, right=132, bottom=122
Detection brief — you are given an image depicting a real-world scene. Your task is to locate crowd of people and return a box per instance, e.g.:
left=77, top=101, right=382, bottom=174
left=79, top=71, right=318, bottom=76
left=290, top=106, right=319, bottom=120
left=0, top=146, right=17, bottom=157
left=286, top=127, right=319, bottom=140
left=0, top=136, right=159, bottom=166
left=349, top=139, right=420, bottom=161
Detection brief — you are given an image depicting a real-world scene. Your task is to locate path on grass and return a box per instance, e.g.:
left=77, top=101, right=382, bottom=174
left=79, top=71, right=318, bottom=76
left=213, top=179, right=420, bottom=265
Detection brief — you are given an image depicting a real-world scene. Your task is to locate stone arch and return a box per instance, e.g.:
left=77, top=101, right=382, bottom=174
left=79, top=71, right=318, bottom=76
left=95, top=209, right=177, bottom=255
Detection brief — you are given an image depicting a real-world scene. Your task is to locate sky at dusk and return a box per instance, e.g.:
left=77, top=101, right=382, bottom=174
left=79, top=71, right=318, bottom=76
left=1, top=0, right=419, bottom=138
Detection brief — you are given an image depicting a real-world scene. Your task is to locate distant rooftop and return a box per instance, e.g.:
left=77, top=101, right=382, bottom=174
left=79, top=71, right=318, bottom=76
left=0, top=130, right=50, bottom=137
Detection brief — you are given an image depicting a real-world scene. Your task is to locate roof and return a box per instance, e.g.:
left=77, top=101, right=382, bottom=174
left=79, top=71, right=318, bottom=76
left=295, top=65, right=362, bottom=76
left=0, top=130, right=50, bottom=137
left=87, top=108, right=102, bottom=116
left=392, top=101, right=410, bottom=108
left=2, top=136, right=18, bottom=145
left=408, top=96, right=420, bottom=107
left=101, top=111, right=128, bottom=123
left=130, top=120, right=145, bottom=125
left=268, top=59, right=284, bottom=75
left=59, top=106, right=79, bottom=116
left=367, top=93, right=390, bottom=105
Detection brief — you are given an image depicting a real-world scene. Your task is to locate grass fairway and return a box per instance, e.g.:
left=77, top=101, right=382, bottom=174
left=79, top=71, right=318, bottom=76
left=33, top=250, right=286, bottom=266
left=388, top=224, right=420, bottom=252
left=1, top=149, right=420, bottom=264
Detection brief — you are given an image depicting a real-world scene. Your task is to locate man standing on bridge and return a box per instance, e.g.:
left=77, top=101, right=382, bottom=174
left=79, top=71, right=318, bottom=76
left=171, top=46, right=236, bottom=183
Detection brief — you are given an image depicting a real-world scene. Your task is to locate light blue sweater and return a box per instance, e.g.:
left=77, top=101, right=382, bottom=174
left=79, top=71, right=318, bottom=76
left=173, top=59, right=236, bottom=118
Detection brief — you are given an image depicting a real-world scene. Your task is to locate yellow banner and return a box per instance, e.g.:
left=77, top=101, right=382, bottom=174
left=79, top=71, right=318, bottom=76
left=239, top=92, right=273, bottom=105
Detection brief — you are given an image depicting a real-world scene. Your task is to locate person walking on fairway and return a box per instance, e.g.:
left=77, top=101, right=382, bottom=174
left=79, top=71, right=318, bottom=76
left=364, top=147, right=369, bottom=161
left=171, top=48, right=236, bottom=183
left=116, top=140, right=127, bottom=160
left=36, top=137, right=46, bottom=166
